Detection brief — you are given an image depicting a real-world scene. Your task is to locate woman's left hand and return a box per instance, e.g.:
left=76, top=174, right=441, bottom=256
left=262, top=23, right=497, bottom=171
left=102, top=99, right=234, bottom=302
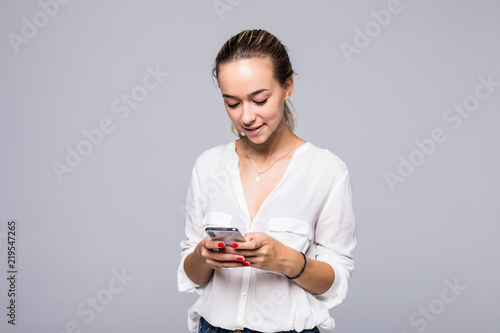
left=232, top=232, right=336, bottom=295
left=231, top=232, right=297, bottom=275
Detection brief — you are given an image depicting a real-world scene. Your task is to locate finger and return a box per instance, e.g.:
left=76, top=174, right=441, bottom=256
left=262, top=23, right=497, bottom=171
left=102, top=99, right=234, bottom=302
left=234, top=249, right=261, bottom=259
left=203, top=249, right=245, bottom=264
left=232, top=239, right=259, bottom=251
left=209, top=259, right=248, bottom=269
left=208, top=260, right=249, bottom=269
left=243, top=232, right=259, bottom=241
left=205, top=239, right=226, bottom=251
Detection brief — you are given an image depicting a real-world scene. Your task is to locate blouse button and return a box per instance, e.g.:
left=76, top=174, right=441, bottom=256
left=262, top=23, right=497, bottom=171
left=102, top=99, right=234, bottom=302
left=242, top=292, right=247, bottom=297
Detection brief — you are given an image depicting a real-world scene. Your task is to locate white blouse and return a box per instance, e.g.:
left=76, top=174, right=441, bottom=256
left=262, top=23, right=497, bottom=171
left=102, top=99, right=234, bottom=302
left=177, top=141, right=357, bottom=332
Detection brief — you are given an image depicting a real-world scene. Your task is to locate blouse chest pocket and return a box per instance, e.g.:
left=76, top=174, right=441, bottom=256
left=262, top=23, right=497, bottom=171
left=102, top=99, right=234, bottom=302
left=202, top=211, right=233, bottom=228
left=267, top=218, right=313, bottom=253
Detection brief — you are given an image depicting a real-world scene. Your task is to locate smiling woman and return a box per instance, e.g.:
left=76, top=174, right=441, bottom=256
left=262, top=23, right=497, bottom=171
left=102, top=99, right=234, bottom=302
left=177, top=29, right=357, bottom=333
left=218, top=57, right=292, bottom=146
left=213, top=30, right=296, bottom=140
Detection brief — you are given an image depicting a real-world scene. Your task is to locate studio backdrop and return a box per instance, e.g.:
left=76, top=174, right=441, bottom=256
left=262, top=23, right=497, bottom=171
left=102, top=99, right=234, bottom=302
left=1, top=1, right=499, bottom=332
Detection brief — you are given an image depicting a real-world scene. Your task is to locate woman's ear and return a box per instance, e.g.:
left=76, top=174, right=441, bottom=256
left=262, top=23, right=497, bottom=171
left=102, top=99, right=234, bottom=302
left=284, top=76, right=294, bottom=100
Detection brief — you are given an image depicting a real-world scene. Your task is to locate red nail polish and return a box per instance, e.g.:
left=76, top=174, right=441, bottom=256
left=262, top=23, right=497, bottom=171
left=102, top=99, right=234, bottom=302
left=218, top=242, right=224, bottom=248
left=244, top=262, right=250, bottom=266
left=237, top=257, right=244, bottom=262
left=230, top=243, right=238, bottom=248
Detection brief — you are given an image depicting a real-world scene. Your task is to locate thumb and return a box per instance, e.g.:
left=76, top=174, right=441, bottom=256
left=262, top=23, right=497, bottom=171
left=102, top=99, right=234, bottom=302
left=243, top=232, right=259, bottom=241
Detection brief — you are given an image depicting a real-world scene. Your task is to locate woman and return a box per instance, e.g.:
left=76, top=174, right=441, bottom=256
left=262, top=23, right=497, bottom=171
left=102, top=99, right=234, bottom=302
left=178, top=29, right=357, bottom=333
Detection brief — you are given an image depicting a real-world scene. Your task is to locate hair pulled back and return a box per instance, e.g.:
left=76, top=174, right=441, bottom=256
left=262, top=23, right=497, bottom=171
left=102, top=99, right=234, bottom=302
left=212, top=29, right=296, bottom=138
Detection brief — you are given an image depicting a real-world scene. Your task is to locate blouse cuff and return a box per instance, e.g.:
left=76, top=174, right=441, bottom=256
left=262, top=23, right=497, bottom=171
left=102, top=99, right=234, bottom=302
left=315, top=262, right=351, bottom=309
left=177, top=251, right=205, bottom=295
left=316, top=248, right=351, bottom=309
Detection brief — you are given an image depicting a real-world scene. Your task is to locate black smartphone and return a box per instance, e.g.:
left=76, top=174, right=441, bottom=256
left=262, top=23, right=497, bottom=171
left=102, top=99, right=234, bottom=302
left=205, top=227, right=246, bottom=245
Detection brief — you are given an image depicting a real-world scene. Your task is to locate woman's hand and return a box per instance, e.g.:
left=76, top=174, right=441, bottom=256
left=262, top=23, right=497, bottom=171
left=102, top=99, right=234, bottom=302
left=231, top=232, right=300, bottom=276
left=184, top=236, right=249, bottom=285
left=233, top=232, right=335, bottom=295
left=193, top=236, right=249, bottom=270
left=187, top=233, right=335, bottom=294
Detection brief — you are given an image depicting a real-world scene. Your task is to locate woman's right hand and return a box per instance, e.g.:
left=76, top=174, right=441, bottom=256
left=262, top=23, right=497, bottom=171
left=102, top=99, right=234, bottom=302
left=185, top=237, right=249, bottom=285
left=193, top=236, right=249, bottom=270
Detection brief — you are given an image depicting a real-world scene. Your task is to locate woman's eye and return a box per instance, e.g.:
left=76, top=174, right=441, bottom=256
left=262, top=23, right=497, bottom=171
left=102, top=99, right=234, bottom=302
left=254, top=98, right=268, bottom=105
left=226, top=102, right=240, bottom=108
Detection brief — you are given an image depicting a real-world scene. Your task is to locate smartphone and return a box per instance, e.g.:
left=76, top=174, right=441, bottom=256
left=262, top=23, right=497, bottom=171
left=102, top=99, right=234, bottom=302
left=205, top=227, right=246, bottom=245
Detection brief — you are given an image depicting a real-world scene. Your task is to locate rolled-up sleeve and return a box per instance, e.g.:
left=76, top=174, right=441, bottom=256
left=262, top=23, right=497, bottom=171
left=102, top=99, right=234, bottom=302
left=313, top=161, right=357, bottom=308
left=177, top=163, right=206, bottom=294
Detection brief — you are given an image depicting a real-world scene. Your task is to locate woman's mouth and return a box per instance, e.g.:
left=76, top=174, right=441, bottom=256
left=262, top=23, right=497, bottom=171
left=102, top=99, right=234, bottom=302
left=243, top=124, right=264, bottom=135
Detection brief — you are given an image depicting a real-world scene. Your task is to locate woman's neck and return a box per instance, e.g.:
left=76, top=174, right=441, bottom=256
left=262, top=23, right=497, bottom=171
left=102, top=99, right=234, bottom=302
left=240, top=121, right=297, bottom=163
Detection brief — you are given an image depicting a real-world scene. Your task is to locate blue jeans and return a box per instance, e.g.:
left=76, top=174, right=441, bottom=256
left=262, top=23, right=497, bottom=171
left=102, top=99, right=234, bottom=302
left=199, top=317, right=320, bottom=333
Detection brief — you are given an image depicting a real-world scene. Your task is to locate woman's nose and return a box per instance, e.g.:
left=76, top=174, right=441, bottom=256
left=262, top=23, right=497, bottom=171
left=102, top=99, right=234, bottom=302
left=241, top=103, right=256, bottom=125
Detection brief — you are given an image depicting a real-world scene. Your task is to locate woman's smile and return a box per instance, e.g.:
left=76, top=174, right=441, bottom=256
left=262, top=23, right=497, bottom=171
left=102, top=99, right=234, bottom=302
left=243, top=123, right=264, bottom=135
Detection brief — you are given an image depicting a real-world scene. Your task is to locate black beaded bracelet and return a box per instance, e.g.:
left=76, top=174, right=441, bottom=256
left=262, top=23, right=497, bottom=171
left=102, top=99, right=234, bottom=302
left=285, top=252, right=307, bottom=280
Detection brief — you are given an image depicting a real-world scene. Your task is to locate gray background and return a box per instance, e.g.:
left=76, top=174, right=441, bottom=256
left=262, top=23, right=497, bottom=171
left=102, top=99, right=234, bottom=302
left=1, top=0, right=499, bottom=332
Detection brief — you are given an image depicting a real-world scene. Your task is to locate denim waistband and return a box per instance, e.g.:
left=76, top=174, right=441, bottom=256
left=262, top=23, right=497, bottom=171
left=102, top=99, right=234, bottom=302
left=198, top=317, right=320, bottom=333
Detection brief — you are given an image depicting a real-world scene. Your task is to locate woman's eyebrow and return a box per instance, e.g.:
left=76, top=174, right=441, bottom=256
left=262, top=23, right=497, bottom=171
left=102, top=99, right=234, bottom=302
left=222, top=89, right=270, bottom=99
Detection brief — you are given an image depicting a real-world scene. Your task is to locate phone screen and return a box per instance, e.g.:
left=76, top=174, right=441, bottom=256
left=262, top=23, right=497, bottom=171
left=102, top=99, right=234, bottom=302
left=205, top=227, right=246, bottom=245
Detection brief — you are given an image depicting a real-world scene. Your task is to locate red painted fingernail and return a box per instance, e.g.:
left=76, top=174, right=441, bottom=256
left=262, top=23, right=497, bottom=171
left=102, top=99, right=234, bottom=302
left=218, top=242, right=224, bottom=248
left=230, top=243, right=238, bottom=248
left=244, top=262, right=250, bottom=266
left=237, top=257, right=244, bottom=262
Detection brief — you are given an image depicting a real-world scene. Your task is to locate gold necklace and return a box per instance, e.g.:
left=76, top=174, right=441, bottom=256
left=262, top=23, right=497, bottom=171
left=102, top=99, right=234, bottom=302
left=243, top=136, right=298, bottom=182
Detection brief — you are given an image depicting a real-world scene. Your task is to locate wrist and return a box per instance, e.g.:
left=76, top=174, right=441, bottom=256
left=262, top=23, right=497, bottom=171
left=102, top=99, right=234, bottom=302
left=281, top=248, right=305, bottom=278
left=192, top=241, right=212, bottom=269
left=185, top=244, right=214, bottom=285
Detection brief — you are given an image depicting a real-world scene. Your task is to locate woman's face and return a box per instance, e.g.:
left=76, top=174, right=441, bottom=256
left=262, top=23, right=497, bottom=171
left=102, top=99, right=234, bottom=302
left=217, top=57, right=293, bottom=145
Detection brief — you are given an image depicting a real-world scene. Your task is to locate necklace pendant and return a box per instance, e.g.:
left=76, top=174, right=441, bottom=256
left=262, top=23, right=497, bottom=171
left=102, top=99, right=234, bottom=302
left=256, top=175, right=261, bottom=182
